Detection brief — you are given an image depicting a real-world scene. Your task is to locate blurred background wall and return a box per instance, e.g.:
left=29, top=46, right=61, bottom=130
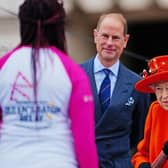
left=1, top=0, right=168, bottom=73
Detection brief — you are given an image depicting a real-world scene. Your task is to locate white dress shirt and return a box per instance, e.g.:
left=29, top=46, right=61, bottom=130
left=94, top=55, right=119, bottom=97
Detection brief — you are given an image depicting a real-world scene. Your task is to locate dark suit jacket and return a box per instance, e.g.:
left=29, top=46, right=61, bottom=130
left=81, top=57, right=151, bottom=168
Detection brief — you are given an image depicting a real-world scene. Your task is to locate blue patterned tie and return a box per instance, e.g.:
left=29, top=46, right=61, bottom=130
left=99, top=69, right=111, bottom=112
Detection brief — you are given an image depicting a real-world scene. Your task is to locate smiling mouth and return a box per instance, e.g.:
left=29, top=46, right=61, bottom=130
left=162, top=102, right=168, bottom=106
left=103, top=49, right=114, bottom=53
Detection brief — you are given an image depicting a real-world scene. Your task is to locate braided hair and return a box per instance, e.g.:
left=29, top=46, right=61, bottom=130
left=19, top=0, right=66, bottom=52
left=18, top=0, right=66, bottom=121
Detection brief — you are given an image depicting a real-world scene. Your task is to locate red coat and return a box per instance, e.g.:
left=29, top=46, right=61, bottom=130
left=132, top=101, right=168, bottom=168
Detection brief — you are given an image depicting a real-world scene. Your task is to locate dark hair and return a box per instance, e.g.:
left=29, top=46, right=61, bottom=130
left=18, top=0, right=66, bottom=121
left=19, top=0, right=66, bottom=52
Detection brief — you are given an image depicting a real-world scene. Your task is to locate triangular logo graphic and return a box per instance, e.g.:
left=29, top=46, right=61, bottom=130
left=10, top=71, right=33, bottom=101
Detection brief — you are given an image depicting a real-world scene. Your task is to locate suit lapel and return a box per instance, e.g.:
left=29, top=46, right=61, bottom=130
left=95, top=63, right=134, bottom=128
left=109, top=64, right=133, bottom=109
left=82, top=60, right=134, bottom=127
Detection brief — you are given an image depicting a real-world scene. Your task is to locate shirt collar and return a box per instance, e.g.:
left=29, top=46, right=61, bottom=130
left=94, top=54, right=119, bottom=77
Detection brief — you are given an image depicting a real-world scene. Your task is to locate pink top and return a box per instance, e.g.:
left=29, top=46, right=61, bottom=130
left=0, top=46, right=99, bottom=168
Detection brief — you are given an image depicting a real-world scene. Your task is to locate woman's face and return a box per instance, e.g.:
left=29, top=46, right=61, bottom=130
left=154, top=81, right=168, bottom=111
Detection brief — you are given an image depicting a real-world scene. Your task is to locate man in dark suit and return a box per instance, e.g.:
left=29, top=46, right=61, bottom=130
left=81, top=13, right=151, bottom=168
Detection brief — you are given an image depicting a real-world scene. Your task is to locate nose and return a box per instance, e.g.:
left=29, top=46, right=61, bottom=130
left=106, top=36, right=113, bottom=45
left=162, top=88, right=168, bottom=99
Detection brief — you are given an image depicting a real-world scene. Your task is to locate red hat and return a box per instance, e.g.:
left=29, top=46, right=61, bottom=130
left=135, top=55, right=168, bottom=93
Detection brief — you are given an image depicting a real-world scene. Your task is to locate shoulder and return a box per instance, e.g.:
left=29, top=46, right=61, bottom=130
left=119, top=63, right=150, bottom=99
left=0, top=46, right=21, bottom=70
left=150, top=101, right=160, bottom=110
left=147, top=101, right=162, bottom=118
left=80, top=57, right=94, bottom=69
left=119, top=63, right=142, bottom=83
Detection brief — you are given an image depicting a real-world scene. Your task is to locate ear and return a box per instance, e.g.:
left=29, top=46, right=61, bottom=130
left=93, top=29, right=98, bottom=44
left=123, top=34, right=130, bottom=48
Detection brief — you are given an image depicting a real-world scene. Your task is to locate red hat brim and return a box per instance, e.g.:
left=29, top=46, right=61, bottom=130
left=135, top=71, right=168, bottom=93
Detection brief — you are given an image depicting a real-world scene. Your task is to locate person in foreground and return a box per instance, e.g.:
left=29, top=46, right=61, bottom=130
left=81, top=13, right=150, bottom=168
left=132, top=55, right=168, bottom=168
left=0, top=0, right=98, bottom=168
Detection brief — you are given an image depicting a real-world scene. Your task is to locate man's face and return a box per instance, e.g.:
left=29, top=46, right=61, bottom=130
left=154, top=81, right=168, bottom=111
left=94, top=16, right=129, bottom=66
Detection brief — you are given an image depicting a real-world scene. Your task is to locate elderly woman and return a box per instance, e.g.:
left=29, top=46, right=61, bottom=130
left=132, top=55, right=168, bottom=168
